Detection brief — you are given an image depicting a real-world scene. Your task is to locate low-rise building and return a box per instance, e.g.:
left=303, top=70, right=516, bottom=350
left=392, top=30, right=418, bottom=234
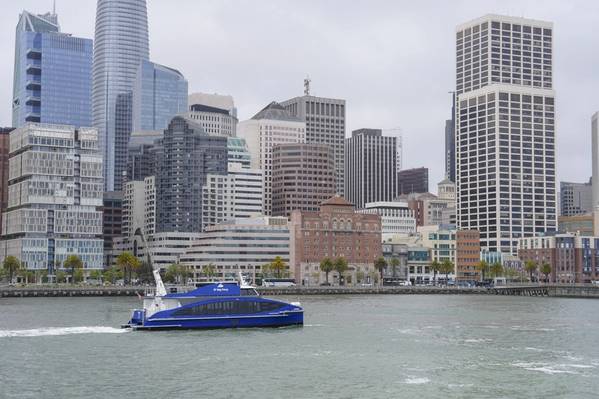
left=518, top=233, right=599, bottom=283
left=289, top=196, right=382, bottom=285
left=179, top=216, right=290, bottom=283
left=558, top=214, right=593, bottom=236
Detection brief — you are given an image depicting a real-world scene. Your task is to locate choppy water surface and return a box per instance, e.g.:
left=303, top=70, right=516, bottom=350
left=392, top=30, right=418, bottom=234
left=1, top=295, right=598, bottom=398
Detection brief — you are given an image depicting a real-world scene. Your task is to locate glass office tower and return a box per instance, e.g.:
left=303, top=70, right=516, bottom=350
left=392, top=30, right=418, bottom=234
left=12, top=11, right=92, bottom=128
left=132, top=60, right=188, bottom=132
left=92, top=0, right=149, bottom=191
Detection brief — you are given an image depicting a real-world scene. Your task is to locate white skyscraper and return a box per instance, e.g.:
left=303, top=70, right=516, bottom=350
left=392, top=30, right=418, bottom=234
left=238, top=102, right=305, bottom=215
left=456, top=15, right=557, bottom=254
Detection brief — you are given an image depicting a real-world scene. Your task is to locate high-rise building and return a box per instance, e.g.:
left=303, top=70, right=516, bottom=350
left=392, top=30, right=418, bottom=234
left=92, top=0, right=149, bottom=191
left=456, top=15, right=557, bottom=254
left=227, top=137, right=251, bottom=168
left=592, top=112, right=599, bottom=210
left=272, top=143, right=336, bottom=217
left=201, top=163, right=264, bottom=230
left=188, top=92, right=236, bottom=117
left=0, top=128, right=13, bottom=236
left=445, top=94, right=456, bottom=182
left=289, top=196, right=382, bottom=285
left=154, top=116, right=228, bottom=233
left=560, top=180, right=592, bottom=216
left=238, top=102, right=305, bottom=215
left=102, top=191, right=123, bottom=267
left=132, top=60, right=188, bottom=132
left=398, top=167, right=429, bottom=195
left=0, top=124, right=104, bottom=273
left=281, top=92, right=346, bottom=195
left=345, top=128, right=398, bottom=209
left=186, top=104, right=238, bottom=137
left=12, top=10, right=93, bottom=128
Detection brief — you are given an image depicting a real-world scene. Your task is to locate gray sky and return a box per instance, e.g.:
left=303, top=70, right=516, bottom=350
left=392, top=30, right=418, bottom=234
left=1, top=0, right=597, bottom=189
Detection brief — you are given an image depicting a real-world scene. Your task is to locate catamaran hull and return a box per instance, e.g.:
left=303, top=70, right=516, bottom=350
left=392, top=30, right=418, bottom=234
left=126, top=311, right=303, bottom=330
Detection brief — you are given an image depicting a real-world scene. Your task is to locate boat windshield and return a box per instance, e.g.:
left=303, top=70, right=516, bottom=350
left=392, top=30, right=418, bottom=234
left=240, top=288, right=259, bottom=296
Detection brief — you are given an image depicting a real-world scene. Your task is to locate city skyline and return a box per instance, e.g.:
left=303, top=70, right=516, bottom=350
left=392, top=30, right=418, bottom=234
left=0, top=1, right=597, bottom=189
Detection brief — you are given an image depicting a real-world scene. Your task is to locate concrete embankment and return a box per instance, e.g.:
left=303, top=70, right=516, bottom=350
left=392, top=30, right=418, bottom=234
left=1, top=285, right=599, bottom=298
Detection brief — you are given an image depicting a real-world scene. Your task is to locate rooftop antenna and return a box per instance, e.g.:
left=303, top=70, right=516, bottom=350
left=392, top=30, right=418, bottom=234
left=304, top=75, right=311, bottom=96
left=53, top=0, right=56, bottom=15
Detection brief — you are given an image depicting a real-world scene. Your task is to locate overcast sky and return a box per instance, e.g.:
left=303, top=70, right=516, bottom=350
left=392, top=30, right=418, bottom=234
left=1, top=0, right=598, bottom=189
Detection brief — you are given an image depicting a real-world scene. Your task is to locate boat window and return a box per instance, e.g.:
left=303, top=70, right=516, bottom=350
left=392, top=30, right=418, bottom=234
left=241, top=288, right=259, bottom=296
left=173, top=300, right=283, bottom=316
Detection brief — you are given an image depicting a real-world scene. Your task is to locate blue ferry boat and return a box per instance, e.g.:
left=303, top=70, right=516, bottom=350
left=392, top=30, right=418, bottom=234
left=123, top=271, right=303, bottom=330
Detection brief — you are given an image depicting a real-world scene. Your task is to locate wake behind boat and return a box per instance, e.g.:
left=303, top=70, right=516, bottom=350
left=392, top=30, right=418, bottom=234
left=122, top=270, right=303, bottom=330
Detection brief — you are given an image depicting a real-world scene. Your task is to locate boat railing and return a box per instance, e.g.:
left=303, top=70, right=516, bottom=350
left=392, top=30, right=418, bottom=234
left=144, top=284, right=195, bottom=297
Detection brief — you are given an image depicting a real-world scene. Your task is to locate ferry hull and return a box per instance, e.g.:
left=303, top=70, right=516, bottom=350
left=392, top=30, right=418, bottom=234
left=128, top=311, right=303, bottom=330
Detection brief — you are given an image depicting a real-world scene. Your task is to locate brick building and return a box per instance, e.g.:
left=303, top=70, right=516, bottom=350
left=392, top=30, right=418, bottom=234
left=518, top=233, right=599, bottom=283
left=289, top=196, right=382, bottom=285
left=456, top=230, right=481, bottom=281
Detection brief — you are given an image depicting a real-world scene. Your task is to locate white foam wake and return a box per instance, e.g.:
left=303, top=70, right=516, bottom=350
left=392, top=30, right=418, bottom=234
left=0, top=326, right=128, bottom=338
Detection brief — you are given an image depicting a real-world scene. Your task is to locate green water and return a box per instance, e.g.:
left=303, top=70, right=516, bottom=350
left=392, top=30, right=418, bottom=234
left=0, top=295, right=598, bottom=398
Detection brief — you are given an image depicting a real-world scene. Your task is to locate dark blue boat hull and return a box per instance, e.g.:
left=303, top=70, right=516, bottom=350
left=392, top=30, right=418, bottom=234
left=133, top=311, right=303, bottom=330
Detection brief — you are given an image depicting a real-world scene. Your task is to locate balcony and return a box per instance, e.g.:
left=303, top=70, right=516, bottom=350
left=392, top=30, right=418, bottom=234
left=26, top=48, right=42, bottom=59
left=25, top=77, right=41, bottom=90
left=25, top=94, right=41, bottom=106
left=26, top=59, right=42, bottom=75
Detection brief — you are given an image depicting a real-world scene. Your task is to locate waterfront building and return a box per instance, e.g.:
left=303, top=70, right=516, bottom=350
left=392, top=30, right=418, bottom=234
left=456, top=230, right=481, bottom=281
left=0, top=124, right=103, bottom=272
left=358, top=201, right=416, bottom=240
left=345, top=128, right=398, bottom=210
left=418, top=225, right=457, bottom=280
left=398, top=190, right=455, bottom=227
left=179, top=216, right=290, bottom=283
left=102, top=191, right=123, bottom=267
left=593, top=112, right=599, bottom=210
left=92, top=0, right=149, bottom=191
left=406, top=246, right=434, bottom=285
left=560, top=180, right=592, bottom=216
left=238, top=102, right=305, bottom=215
left=0, top=129, right=13, bottom=236
left=518, top=233, right=599, bottom=283
left=132, top=60, right=188, bottom=132
left=13, top=10, right=92, bottom=128
left=227, top=137, right=251, bottom=168
left=381, top=243, right=409, bottom=283
left=272, top=143, right=335, bottom=218
left=289, top=196, right=382, bottom=286
left=114, top=231, right=200, bottom=270
left=456, top=15, right=557, bottom=255
left=398, top=167, right=429, bottom=195
left=281, top=91, right=346, bottom=195
left=122, top=180, right=145, bottom=238
left=154, top=116, right=228, bottom=233
left=558, top=214, right=593, bottom=236
left=201, top=163, right=264, bottom=230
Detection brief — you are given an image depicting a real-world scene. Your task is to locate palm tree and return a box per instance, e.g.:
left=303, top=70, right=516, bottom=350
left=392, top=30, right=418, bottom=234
left=476, top=260, right=489, bottom=282
left=319, top=257, right=334, bottom=284
left=63, top=255, right=83, bottom=284
left=2, top=256, right=21, bottom=284
left=374, top=257, right=387, bottom=285
left=540, top=262, right=552, bottom=283
left=203, top=263, right=216, bottom=281
left=390, top=258, right=400, bottom=278
left=524, top=260, right=537, bottom=283
left=490, top=262, right=503, bottom=278
left=269, top=256, right=287, bottom=278
left=430, top=260, right=441, bottom=286
left=440, top=260, right=454, bottom=286
left=334, top=257, right=348, bottom=286
left=116, top=252, right=141, bottom=285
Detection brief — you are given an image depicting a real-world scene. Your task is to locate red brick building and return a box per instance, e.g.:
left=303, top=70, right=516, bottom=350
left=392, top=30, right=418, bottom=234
left=289, top=196, right=382, bottom=285
left=456, top=230, right=480, bottom=281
